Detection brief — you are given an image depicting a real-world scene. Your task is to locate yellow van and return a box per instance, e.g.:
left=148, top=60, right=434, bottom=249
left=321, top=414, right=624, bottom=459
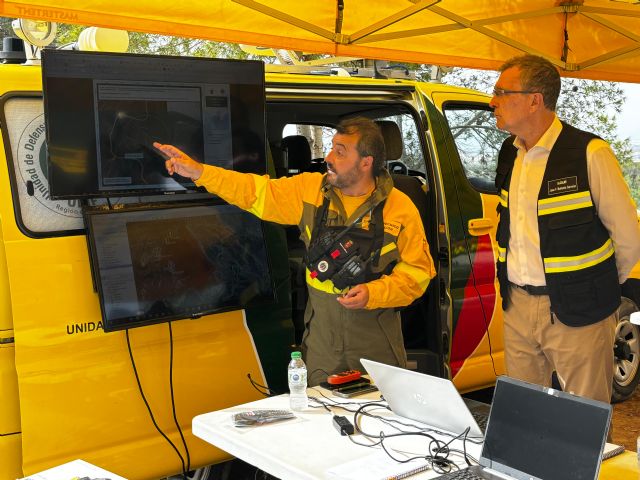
left=1, top=48, right=638, bottom=479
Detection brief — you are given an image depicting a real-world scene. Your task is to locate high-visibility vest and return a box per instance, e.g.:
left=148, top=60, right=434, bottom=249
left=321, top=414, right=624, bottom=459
left=495, top=122, right=620, bottom=326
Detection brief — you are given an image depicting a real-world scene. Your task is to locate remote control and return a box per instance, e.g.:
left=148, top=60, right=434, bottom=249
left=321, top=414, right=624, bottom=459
left=327, top=370, right=362, bottom=385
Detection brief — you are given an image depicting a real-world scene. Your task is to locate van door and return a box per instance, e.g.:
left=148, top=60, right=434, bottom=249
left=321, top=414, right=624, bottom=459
left=424, top=89, right=508, bottom=391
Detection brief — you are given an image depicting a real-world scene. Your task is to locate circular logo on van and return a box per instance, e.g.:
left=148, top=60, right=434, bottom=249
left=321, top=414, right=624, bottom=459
left=17, top=114, right=82, bottom=218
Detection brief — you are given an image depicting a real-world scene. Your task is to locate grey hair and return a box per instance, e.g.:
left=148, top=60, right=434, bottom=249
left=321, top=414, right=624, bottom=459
left=500, top=54, right=561, bottom=110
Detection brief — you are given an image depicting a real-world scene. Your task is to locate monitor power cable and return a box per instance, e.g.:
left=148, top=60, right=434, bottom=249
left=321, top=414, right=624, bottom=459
left=125, top=327, right=189, bottom=480
left=168, top=321, right=191, bottom=475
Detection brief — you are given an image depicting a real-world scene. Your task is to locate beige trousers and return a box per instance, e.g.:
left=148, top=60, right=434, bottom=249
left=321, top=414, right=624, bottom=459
left=503, top=285, right=617, bottom=403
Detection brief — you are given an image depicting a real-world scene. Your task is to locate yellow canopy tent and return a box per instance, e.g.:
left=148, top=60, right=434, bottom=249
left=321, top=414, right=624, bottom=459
left=1, top=0, right=640, bottom=82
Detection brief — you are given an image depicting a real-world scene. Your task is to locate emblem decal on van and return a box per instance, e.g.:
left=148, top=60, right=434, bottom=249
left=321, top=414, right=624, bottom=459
left=18, top=115, right=82, bottom=218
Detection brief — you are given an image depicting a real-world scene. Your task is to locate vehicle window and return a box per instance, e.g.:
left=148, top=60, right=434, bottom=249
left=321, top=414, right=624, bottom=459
left=282, top=114, right=426, bottom=178
left=374, top=113, right=426, bottom=176
left=282, top=124, right=335, bottom=159
left=5, top=98, right=86, bottom=233
left=443, top=106, right=508, bottom=193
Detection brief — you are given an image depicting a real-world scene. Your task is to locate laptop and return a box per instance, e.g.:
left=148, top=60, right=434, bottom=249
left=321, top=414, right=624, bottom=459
left=434, top=375, right=612, bottom=480
left=360, top=358, right=485, bottom=437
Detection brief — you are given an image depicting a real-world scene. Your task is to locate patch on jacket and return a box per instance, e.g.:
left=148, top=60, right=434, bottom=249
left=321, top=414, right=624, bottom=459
left=548, top=176, right=578, bottom=195
left=360, top=217, right=400, bottom=236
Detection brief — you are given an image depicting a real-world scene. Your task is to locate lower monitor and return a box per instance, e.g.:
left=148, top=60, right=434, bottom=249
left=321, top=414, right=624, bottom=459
left=85, top=201, right=275, bottom=331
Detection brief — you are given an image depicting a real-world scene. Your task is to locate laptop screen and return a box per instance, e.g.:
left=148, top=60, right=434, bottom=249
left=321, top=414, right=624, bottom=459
left=481, top=376, right=611, bottom=480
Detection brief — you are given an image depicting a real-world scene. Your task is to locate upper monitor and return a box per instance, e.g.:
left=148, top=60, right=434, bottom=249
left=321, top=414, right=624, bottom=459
left=42, top=50, right=266, bottom=199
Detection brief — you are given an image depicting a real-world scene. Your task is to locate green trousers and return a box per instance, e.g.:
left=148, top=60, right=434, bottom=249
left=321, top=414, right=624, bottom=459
left=301, top=286, right=407, bottom=386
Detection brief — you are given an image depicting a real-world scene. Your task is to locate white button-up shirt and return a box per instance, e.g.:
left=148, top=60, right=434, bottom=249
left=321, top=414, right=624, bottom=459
left=507, top=115, right=640, bottom=286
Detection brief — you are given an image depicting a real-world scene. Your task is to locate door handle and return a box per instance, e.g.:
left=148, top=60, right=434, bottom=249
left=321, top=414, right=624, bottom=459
left=468, top=218, right=494, bottom=236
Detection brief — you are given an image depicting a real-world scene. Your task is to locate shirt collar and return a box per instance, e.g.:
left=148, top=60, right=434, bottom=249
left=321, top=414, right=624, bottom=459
left=513, top=114, right=562, bottom=153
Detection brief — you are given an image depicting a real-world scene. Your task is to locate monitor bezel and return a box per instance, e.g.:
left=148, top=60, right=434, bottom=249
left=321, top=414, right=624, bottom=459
left=42, top=49, right=267, bottom=199
left=84, top=199, right=276, bottom=332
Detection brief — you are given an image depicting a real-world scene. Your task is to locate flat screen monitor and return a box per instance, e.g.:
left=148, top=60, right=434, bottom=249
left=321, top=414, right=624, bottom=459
left=85, top=202, right=275, bottom=331
left=42, top=50, right=266, bottom=199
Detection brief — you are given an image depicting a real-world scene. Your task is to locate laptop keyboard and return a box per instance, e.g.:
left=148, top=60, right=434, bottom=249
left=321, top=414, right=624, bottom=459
left=471, top=411, right=488, bottom=432
left=435, top=469, right=484, bottom=479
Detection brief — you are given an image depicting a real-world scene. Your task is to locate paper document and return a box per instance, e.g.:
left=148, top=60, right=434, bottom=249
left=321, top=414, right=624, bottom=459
left=601, top=442, right=625, bottom=460
left=326, top=451, right=429, bottom=480
left=20, top=459, right=127, bottom=480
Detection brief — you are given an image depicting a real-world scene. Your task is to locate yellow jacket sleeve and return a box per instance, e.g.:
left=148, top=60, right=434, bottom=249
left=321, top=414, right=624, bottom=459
left=195, top=165, right=317, bottom=225
left=365, top=206, right=436, bottom=310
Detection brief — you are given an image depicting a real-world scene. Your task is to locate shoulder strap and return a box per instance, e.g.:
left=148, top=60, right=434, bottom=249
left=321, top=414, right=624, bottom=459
left=495, top=136, right=517, bottom=191
left=369, top=199, right=386, bottom=267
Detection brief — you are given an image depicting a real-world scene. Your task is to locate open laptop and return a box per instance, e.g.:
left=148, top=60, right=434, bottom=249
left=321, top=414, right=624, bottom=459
left=434, top=375, right=612, bottom=480
left=360, top=358, right=485, bottom=437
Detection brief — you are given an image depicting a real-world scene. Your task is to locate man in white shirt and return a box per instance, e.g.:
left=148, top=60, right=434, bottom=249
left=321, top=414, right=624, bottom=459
left=491, top=54, right=640, bottom=403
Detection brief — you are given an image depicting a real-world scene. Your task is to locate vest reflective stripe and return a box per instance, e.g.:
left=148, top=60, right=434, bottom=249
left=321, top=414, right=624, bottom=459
left=380, top=242, right=397, bottom=257
left=248, top=175, right=269, bottom=217
left=305, top=269, right=346, bottom=294
left=499, top=189, right=508, bottom=207
left=543, top=238, right=614, bottom=273
left=394, top=261, right=432, bottom=290
left=537, top=191, right=593, bottom=216
left=498, top=246, right=506, bottom=263
left=305, top=224, right=312, bottom=242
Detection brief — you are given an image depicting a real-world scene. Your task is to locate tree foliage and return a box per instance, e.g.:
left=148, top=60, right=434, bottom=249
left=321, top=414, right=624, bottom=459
left=441, top=68, right=639, bottom=205
left=1, top=17, right=637, bottom=204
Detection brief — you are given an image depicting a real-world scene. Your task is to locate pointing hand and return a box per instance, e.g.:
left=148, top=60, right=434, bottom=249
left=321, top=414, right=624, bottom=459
left=153, top=142, right=204, bottom=181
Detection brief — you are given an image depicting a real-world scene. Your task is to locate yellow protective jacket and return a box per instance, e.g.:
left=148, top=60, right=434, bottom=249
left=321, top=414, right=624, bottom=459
left=195, top=166, right=435, bottom=309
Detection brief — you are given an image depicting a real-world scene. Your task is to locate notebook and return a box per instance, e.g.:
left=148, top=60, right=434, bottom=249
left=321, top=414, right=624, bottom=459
left=360, top=358, right=484, bottom=437
left=434, top=375, right=612, bottom=480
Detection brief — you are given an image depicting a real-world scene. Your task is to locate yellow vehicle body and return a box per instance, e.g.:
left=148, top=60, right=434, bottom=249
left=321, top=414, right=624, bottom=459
left=0, top=57, right=638, bottom=479
left=0, top=63, right=293, bottom=479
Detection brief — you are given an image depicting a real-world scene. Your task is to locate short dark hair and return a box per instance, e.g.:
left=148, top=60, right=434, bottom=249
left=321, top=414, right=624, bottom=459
left=500, top=54, right=561, bottom=110
left=335, top=117, right=386, bottom=175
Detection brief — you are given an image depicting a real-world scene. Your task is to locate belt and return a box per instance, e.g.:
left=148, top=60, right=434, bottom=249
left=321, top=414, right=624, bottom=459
left=510, top=282, right=548, bottom=296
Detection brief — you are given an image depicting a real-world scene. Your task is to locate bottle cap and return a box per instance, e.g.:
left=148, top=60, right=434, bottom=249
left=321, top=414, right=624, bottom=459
left=291, top=351, right=302, bottom=359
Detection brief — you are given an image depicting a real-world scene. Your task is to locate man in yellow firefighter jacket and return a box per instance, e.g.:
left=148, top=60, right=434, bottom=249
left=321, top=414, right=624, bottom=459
left=491, top=54, right=640, bottom=403
left=154, top=118, right=435, bottom=385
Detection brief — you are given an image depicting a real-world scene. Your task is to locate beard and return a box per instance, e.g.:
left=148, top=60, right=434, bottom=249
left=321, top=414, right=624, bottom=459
left=326, top=160, right=362, bottom=190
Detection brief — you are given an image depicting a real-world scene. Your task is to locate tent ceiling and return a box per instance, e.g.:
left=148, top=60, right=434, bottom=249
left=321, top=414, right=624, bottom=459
left=2, top=0, right=640, bottom=82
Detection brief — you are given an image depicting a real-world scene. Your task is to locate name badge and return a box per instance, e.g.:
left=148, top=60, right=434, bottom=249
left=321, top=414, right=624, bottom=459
left=548, top=176, right=578, bottom=195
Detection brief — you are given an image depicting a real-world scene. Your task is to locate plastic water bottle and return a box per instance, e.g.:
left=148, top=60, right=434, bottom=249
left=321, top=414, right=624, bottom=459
left=288, top=351, right=308, bottom=411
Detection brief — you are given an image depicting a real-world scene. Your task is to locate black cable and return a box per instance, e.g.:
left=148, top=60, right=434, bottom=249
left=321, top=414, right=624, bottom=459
left=351, top=402, right=472, bottom=474
left=247, top=373, right=279, bottom=397
left=476, top=293, right=499, bottom=377
left=168, top=322, right=191, bottom=475
left=126, top=329, right=187, bottom=479
left=349, top=401, right=482, bottom=443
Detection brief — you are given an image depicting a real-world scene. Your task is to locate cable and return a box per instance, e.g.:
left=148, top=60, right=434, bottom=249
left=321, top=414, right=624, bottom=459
left=476, top=292, right=499, bottom=377
left=168, top=321, right=191, bottom=475
left=247, top=373, right=279, bottom=397
left=350, top=402, right=479, bottom=474
left=126, top=329, right=187, bottom=480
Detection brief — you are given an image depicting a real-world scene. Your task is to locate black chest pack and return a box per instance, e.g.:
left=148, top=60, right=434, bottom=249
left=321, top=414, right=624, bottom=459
left=304, top=197, right=386, bottom=290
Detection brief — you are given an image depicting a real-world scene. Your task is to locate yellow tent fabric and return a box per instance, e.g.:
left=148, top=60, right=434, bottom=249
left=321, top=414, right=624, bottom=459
left=1, top=0, right=640, bottom=82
